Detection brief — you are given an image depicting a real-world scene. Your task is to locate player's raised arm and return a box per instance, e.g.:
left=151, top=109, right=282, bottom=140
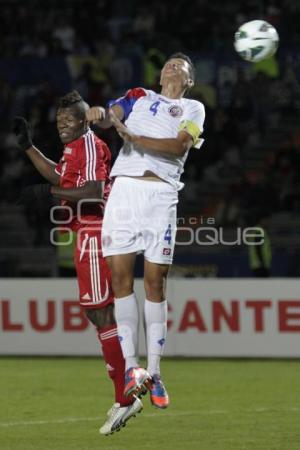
left=86, top=87, right=148, bottom=129
left=85, top=104, right=124, bottom=129
left=12, top=117, right=60, bottom=186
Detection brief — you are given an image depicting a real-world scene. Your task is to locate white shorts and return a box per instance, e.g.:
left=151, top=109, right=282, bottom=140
left=102, top=177, right=178, bottom=264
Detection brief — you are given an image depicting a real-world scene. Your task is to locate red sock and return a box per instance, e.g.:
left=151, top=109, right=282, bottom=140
left=97, top=325, right=132, bottom=407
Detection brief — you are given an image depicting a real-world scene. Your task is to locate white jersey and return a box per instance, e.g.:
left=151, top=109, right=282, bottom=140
left=108, top=88, right=205, bottom=190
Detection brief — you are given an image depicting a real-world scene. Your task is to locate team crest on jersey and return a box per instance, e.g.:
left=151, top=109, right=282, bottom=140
left=64, top=147, right=72, bottom=154
left=168, top=105, right=183, bottom=118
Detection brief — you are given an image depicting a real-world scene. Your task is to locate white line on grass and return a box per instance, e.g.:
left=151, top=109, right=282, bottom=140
left=1, top=407, right=299, bottom=428
left=0, top=412, right=209, bottom=428
left=0, top=417, right=100, bottom=427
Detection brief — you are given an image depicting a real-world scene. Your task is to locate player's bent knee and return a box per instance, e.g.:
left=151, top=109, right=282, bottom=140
left=144, top=278, right=165, bottom=300
left=111, top=274, right=134, bottom=298
left=85, top=305, right=115, bottom=328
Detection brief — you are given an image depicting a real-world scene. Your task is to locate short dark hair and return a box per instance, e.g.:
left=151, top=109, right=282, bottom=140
left=167, top=52, right=196, bottom=82
left=58, top=90, right=89, bottom=118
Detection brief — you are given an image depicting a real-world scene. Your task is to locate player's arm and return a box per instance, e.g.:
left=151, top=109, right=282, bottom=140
left=26, top=147, right=60, bottom=185
left=85, top=104, right=124, bottom=129
left=86, top=88, right=147, bottom=129
left=50, top=181, right=104, bottom=202
left=130, top=131, right=193, bottom=157
left=109, top=110, right=194, bottom=157
left=13, top=117, right=60, bottom=185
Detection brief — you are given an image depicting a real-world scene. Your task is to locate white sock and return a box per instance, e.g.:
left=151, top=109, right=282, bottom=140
left=114, top=293, right=139, bottom=370
left=144, top=299, right=167, bottom=376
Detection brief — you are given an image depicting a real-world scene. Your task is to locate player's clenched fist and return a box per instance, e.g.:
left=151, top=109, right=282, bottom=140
left=85, top=106, right=106, bottom=123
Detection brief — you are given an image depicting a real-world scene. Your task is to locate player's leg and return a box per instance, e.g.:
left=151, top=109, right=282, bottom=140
left=106, top=253, right=151, bottom=398
left=144, top=260, right=170, bottom=408
left=141, top=182, right=178, bottom=409
left=85, top=305, right=131, bottom=408
left=85, top=306, right=143, bottom=435
left=75, top=231, right=142, bottom=434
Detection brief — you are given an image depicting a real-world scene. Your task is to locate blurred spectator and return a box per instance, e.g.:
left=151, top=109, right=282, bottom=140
left=248, top=216, right=272, bottom=277
left=53, top=18, right=75, bottom=54
left=133, top=6, right=155, bottom=36
left=143, top=48, right=165, bottom=88
left=251, top=72, right=272, bottom=136
left=241, top=171, right=279, bottom=219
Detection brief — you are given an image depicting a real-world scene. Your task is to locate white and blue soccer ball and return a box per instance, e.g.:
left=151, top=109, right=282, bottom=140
left=234, top=20, right=279, bottom=62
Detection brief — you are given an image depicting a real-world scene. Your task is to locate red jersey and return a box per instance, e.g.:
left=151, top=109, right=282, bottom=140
left=55, top=129, right=112, bottom=231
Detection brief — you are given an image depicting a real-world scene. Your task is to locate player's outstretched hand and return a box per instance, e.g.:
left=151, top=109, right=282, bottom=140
left=12, top=116, right=33, bottom=152
left=85, top=106, right=106, bottom=124
left=108, top=108, right=135, bottom=142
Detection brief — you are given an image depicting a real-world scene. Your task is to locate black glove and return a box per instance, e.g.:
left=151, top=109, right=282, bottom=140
left=18, top=184, right=51, bottom=208
left=12, top=116, right=33, bottom=152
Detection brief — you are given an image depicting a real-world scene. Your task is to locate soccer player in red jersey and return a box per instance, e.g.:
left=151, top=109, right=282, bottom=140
left=13, top=91, right=143, bottom=435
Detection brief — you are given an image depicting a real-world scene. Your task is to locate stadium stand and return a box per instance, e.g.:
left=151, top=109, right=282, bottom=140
left=1, top=0, right=300, bottom=276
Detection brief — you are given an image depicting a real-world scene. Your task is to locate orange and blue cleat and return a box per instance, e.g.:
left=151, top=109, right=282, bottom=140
left=124, top=367, right=152, bottom=398
left=150, top=374, right=170, bottom=409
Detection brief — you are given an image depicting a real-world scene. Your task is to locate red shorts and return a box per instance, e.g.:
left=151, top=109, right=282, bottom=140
left=74, top=228, right=114, bottom=309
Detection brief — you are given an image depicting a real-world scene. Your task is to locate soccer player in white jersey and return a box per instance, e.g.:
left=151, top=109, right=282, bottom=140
left=86, top=53, right=205, bottom=409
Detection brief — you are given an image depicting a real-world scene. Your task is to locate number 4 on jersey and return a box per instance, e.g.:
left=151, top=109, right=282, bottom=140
left=150, top=101, right=160, bottom=116
left=164, top=224, right=172, bottom=245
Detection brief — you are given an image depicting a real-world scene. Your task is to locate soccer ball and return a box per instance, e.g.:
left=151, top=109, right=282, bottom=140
left=234, top=20, right=279, bottom=62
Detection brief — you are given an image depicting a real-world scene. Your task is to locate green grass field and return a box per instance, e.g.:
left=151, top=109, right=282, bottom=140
left=1, top=358, right=300, bottom=450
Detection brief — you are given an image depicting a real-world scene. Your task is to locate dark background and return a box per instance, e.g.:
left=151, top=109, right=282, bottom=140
left=1, top=0, right=300, bottom=277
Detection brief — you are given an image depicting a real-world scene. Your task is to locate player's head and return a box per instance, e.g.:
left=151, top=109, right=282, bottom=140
left=160, top=52, right=195, bottom=91
left=56, top=90, right=89, bottom=144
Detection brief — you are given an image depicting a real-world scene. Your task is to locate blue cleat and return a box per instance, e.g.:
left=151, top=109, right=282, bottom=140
left=150, top=374, right=170, bottom=409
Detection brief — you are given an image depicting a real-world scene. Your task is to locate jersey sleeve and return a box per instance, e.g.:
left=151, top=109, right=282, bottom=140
left=179, top=101, right=205, bottom=149
left=107, top=87, right=147, bottom=120
left=82, top=133, right=109, bottom=181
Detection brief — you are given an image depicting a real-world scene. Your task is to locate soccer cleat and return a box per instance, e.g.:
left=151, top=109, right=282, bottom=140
left=136, top=385, right=148, bottom=398
left=124, top=367, right=152, bottom=398
left=150, top=374, right=170, bottom=409
left=99, top=397, right=143, bottom=435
